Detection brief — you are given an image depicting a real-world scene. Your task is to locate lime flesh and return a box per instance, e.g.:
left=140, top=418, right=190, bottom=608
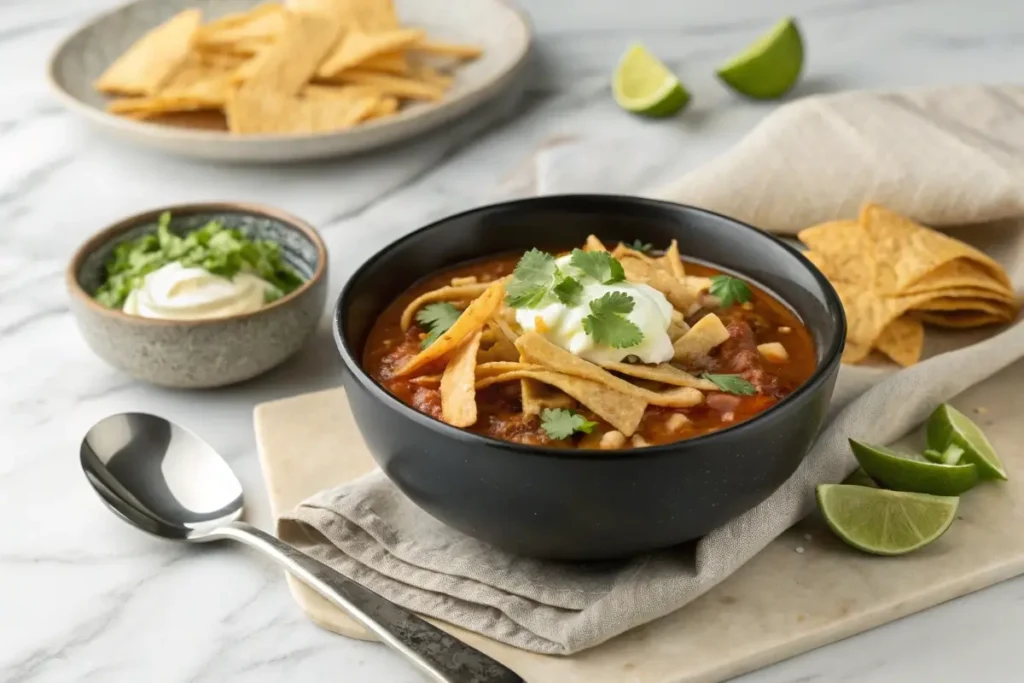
left=850, top=439, right=979, bottom=496
left=613, top=43, right=690, bottom=117
left=817, top=484, right=959, bottom=556
left=716, top=17, right=804, bottom=99
left=927, top=404, right=1007, bottom=481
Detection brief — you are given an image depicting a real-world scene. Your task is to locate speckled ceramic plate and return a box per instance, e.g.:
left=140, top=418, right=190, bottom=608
left=48, top=0, right=531, bottom=163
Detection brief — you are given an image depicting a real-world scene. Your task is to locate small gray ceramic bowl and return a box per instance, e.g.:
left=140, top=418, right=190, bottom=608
left=67, top=203, right=328, bottom=388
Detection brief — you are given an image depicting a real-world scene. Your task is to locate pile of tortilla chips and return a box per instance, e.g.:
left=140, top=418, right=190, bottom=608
left=391, top=236, right=729, bottom=446
left=799, top=203, right=1018, bottom=367
left=94, top=0, right=481, bottom=134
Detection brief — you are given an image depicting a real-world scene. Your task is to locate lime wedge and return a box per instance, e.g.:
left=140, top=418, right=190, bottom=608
left=923, top=449, right=945, bottom=464
left=817, top=484, right=959, bottom=556
left=716, top=17, right=804, bottom=99
left=849, top=439, right=978, bottom=496
left=927, top=404, right=1007, bottom=481
left=613, top=43, right=690, bottom=117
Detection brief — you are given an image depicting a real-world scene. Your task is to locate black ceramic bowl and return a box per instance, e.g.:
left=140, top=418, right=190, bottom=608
left=335, top=195, right=845, bottom=560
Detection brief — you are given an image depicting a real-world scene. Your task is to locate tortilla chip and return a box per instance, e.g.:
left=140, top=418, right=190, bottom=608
left=516, top=333, right=704, bottom=408
left=358, top=51, right=410, bottom=75
left=600, top=361, right=717, bottom=391
left=896, top=284, right=1017, bottom=306
left=899, top=258, right=1016, bottom=298
left=918, top=312, right=1009, bottom=328
left=411, top=39, right=483, bottom=60
left=584, top=235, right=607, bottom=252
left=318, top=70, right=445, bottom=100
left=107, top=60, right=235, bottom=116
left=612, top=243, right=655, bottom=263
left=232, top=10, right=342, bottom=99
left=875, top=317, right=924, bottom=368
left=440, top=329, right=482, bottom=427
left=476, top=370, right=646, bottom=436
left=225, top=90, right=377, bottom=133
left=860, top=203, right=1012, bottom=294
left=367, top=95, right=400, bottom=119
left=196, top=50, right=250, bottom=69
left=399, top=283, right=491, bottom=330
left=662, top=239, right=686, bottom=278
left=672, top=313, right=730, bottom=362
left=317, top=28, right=425, bottom=78
left=797, top=220, right=875, bottom=288
left=350, top=0, right=401, bottom=30
left=684, top=276, right=712, bottom=293
left=911, top=297, right=1016, bottom=319
left=197, top=4, right=284, bottom=47
left=410, top=64, right=454, bottom=88
left=396, top=280, right=505, bottom=376
left=95, top=9, right=202, bottom=96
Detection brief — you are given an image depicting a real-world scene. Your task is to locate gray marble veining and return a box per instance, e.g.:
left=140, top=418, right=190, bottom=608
left=4, top=0, right=1024, bottom=681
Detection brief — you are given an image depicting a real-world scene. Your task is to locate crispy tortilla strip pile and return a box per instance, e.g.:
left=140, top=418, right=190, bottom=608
left=799, top=203, right=1018, bottom=367
left=393, top=235, right=735, bottom=441
left=94, top=0, right=482, bottom=134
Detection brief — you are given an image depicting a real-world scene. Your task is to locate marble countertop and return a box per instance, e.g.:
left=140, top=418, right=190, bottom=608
left=5, top=0, right=1024, bottom=681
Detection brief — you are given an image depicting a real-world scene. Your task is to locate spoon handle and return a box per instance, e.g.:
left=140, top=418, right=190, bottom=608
left=218, top=521, right=524, bottom=683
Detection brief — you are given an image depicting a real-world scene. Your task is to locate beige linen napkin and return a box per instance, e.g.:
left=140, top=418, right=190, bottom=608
left=281, top=85, right=1024, bottom=655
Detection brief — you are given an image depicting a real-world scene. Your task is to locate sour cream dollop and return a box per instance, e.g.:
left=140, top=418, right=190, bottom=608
left=514, top=255, right=675, bottom=364
left=122, top=262, right=271, bottom=320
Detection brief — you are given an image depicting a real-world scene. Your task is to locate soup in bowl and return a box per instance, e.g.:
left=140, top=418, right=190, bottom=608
left=336, top=196, right=845, bottom=559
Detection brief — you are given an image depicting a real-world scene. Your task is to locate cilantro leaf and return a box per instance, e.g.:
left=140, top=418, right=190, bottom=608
left=93, top=212, right=304, bottom=309
left=505, top=249, right=557, bottom=308
left=708, top=275, right=753, bottom=308
left=700, top=373, right=757, bottom=395
left=627, top=239, right=652, bottom=253
left=569, top=249, right=626, bottom=284
left=582, top=292, right=644, bottom=348
left=416, top=302, right=462, bottom=349
left=540, top=408, right=598, bottom=440
left=552, top=273, right=583, bottom=305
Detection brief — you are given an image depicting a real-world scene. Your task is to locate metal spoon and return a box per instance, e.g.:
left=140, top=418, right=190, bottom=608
left=80, top=412, right=523, bottom=683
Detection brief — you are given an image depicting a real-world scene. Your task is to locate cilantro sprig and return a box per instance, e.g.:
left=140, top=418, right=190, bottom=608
left=569, top=249, right=625, bottom=284
left=505, top=249, right=558, bottom=308
left=627, top=239, right=652, bottom=253
left=708, top=275, right=753, bottom=308
left=540, top=408, right=598, bottom=440
left=94, top=212, right=303, bottom=308
left=701, top=373, right=757, bottom=395
left=416, top=302, right=462, bottom=349
left=582, top=292, right=644, bottom=348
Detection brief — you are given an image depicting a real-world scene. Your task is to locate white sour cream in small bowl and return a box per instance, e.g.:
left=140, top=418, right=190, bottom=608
left=67, top=203, right=328, bottom=388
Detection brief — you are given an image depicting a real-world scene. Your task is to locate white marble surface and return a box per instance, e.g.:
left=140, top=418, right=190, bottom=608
left=5, top=0, right=1024, bottom=681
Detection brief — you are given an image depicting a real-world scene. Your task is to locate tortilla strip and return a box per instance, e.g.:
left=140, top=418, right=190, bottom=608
left=476, top=370, right=646, bottom=436
left=685, top=275, right=713, bottom=292
left=612, top=243, right=655, bottom=263
left=648, top=268, right=698, bottom=313
left=477, top=320, right=519, bottom=363
left=662, top=239, right=686, bottom=278
left=515, top=333, right=703, bottom=408
left=521, top=378, right=575, bottom=415
left=672, top=313, right=730, bottom=362
left=860, top=203, right=1012, bottom=293
left=875, top=317, right=924, bottom=368
left=396, top=280, right=505, bottom=376
left=95, top=9, right=202, bottom=96
left=600, top=361, right=718, bottom=391
left=440, top=329, right=482, bottom=427
left=399, top=283, right=491, bottom=330
left=475, top=361, right=541, bottom=378
left=584, top=235, right=607, bottom=252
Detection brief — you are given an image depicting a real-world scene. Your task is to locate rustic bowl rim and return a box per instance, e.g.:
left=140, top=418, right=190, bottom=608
left=66, top=201, right=328, bottom=327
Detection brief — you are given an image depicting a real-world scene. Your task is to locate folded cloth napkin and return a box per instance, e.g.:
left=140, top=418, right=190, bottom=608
left=281, top=84, right=1024, bottom=655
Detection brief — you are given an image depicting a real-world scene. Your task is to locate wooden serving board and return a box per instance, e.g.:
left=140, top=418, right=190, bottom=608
left=254, top=360, right=1024, bottom=683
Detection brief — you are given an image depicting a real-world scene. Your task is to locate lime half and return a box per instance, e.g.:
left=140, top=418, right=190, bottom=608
left=927, top=404, right=1007, bottom=481
left=613, top=44, right=690, bottom=117
left=817, top=484, right=959, bottom=556
left=849, top=439, right=978, bottom=496
left=716, top=17, right=804, bottom=99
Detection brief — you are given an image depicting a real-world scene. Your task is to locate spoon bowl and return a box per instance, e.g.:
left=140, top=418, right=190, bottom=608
left=81, top=412, right=523, bottom=683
